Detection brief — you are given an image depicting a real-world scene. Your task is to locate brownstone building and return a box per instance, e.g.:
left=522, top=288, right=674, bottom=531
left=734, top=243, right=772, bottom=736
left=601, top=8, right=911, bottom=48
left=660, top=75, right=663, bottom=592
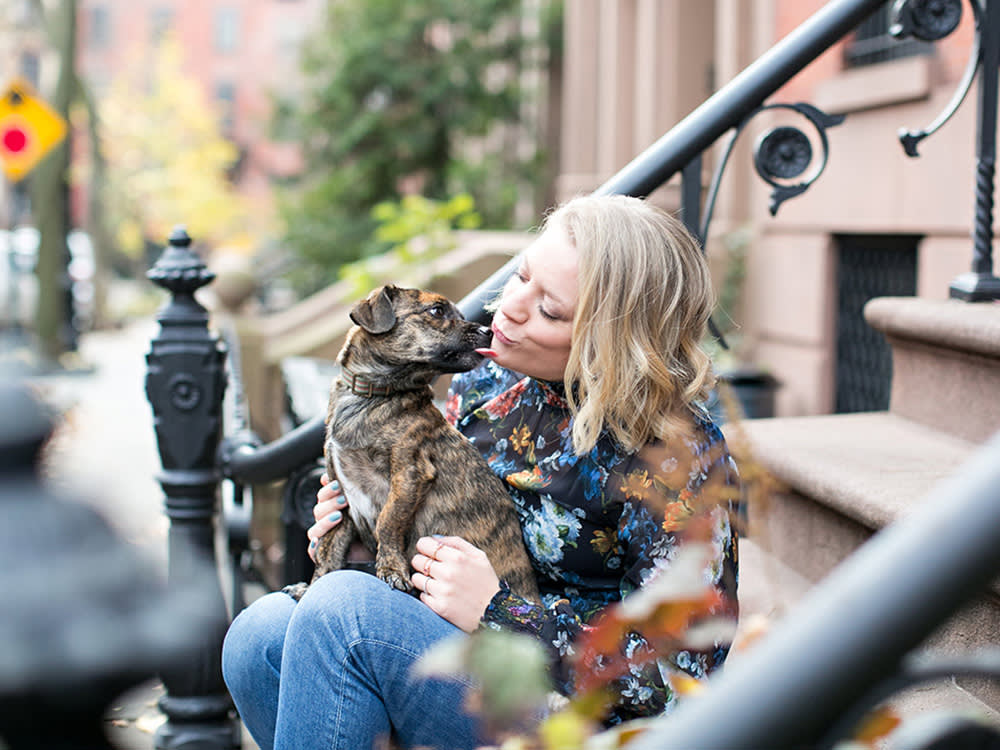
left=75, top=0, right=323, bottom=217
left=555, top=0, right=983, bottom=418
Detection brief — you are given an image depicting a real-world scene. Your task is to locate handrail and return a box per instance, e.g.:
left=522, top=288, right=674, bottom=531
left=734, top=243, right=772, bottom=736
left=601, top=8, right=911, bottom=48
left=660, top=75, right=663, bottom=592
left=459, top=0, right=891, bottom=322
left=631, top=430, right=1000, bottom=750
left=222, top=416, right=325, bottom=485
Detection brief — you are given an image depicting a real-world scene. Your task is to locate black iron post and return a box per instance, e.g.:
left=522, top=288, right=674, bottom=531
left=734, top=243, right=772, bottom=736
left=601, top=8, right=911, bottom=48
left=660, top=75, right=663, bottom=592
left=145, top=226, right=241, bottom=749
left=951, top=0, right=1000, bottom=300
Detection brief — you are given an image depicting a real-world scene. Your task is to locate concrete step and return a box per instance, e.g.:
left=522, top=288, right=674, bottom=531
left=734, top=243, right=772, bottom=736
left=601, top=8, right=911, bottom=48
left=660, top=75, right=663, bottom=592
left=729, top=411, right=1000, bottom=714
left=865, top=297, right=1000, bottom=443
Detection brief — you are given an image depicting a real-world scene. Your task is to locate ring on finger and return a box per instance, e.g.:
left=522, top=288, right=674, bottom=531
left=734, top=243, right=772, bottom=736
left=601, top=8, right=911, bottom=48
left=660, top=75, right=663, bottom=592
left=433, top=539, right=445, bottom=558
left=423, top=557, right=433, bottom=577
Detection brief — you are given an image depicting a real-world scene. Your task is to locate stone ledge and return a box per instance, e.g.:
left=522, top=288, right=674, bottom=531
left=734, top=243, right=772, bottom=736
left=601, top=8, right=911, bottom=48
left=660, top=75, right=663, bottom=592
left=733, top=411, right=976, bottom=532
left=865, top=297, right=1000, bottom=360
left=865, top=297, right=1000, bottom=443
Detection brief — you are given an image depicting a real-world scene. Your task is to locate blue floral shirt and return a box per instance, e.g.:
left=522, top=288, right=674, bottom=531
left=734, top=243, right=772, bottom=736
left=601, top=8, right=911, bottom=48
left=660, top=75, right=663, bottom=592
left=446, top=361, right=739, bottom=725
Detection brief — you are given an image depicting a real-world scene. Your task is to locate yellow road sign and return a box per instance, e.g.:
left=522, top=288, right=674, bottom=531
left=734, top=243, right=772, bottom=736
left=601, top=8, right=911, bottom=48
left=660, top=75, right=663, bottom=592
left=0, top=77, right=69, bottom=182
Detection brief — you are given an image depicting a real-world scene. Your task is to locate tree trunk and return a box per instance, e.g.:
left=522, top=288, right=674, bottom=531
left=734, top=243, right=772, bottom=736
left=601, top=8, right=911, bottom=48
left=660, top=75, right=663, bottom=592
left=31, top=0, right=76, bottom=361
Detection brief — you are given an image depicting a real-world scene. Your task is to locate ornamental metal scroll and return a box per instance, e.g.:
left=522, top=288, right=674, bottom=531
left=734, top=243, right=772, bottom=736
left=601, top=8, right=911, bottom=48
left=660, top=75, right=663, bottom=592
left=699, top=102, right=846, bottom=242
left=892, top=0, right=980, bottom=156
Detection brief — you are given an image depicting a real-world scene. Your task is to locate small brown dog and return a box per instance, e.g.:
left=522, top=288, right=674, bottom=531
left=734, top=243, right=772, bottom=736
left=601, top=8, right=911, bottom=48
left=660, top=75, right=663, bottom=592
left=286, top=285, right=539, bottom=603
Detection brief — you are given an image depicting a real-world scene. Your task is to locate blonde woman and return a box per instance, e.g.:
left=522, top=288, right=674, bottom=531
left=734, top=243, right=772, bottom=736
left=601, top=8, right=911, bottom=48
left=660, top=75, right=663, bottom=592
left=223, top=194, right=740, bottom=750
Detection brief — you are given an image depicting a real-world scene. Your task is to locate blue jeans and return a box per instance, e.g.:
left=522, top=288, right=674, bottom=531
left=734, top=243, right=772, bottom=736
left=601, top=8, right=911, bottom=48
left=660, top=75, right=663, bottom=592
left=222, top=570, right=486, bottom=750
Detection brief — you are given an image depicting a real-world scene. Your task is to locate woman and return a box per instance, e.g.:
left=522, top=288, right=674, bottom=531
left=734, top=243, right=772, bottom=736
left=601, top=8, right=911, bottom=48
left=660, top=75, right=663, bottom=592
left=222, top=194, right=740, bottom=750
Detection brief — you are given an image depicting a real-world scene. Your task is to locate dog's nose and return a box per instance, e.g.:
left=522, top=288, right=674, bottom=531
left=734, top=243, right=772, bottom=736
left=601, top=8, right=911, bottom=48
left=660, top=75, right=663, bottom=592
left=477, top=325, right=490, bottom=337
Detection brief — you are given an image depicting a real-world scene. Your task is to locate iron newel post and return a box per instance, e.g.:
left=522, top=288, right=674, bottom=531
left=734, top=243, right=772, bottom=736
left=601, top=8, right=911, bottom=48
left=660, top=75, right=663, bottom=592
left=145, top=226, right=241, bottom=749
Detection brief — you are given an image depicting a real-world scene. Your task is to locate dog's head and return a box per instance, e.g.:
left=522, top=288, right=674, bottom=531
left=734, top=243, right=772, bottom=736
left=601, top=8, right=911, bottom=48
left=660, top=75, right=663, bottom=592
left=346, top=285, right=491, bottom=374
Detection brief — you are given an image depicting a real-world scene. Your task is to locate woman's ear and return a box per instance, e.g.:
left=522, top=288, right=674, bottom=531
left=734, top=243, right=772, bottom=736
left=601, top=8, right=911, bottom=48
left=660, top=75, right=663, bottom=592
left=349, top=286, right=397, bottom=333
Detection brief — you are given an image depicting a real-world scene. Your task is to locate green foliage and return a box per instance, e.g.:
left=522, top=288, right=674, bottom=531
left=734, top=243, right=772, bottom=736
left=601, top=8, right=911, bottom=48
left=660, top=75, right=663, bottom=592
left=278, top=0, right=547, bottom=292
left=338, top=193, right=480, bottom=297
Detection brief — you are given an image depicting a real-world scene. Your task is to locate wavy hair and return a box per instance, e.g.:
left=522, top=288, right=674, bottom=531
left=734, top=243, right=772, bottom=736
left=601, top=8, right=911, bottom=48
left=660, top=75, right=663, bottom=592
left=552, top=195, right=716, bottom=454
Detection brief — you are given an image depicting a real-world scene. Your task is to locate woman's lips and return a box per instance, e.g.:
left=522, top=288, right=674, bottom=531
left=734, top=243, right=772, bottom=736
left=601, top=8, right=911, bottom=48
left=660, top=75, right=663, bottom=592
left=491, top=324, right=515, bottom=346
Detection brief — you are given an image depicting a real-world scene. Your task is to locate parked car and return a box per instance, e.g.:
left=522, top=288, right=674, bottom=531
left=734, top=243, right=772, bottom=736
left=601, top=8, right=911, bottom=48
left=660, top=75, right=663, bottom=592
left=0, top=227, right=95, bottom=332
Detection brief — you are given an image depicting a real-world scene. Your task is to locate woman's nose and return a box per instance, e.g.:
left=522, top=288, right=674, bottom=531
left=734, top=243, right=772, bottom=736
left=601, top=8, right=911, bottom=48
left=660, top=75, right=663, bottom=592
left=498, top=283, right=529, bottom=323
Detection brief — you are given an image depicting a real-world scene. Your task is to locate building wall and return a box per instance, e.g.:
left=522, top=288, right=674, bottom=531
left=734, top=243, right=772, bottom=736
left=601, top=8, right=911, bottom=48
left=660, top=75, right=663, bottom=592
left=556, top=0, right=984, bottom=418
left=73, top=0, right=323, bottom=225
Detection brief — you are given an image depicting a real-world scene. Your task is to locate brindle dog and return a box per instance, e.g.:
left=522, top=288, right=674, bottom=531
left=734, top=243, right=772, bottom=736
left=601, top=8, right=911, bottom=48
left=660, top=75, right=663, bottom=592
left=285, top=285, right=539, bottom=603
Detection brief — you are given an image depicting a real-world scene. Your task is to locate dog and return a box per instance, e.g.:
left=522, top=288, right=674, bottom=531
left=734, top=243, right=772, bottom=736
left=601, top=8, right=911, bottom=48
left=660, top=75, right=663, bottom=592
left=285, top=285, right=539, bottom=603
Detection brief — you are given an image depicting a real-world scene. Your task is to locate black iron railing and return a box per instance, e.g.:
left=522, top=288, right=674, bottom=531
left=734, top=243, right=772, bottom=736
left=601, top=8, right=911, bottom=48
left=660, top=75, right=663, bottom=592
left=137, top=0, right=1000, bottom=748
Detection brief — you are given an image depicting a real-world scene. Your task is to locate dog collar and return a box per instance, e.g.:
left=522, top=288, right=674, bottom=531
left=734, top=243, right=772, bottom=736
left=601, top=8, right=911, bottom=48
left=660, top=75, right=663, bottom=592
left=340, top=367, right=395, bottom=398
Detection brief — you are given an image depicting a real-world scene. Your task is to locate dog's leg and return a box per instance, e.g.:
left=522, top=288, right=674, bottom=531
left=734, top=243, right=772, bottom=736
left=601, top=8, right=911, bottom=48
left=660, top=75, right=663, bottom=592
left=281, top=514, right=357, bottom=601
left=374, top=446, right=435, bottom=592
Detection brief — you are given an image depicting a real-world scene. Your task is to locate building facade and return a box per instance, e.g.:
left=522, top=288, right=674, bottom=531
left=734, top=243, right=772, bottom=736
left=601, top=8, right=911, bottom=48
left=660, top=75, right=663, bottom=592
left=556, top=0, right=982, bottom=418
left=75, top=0, right=323, bottom=218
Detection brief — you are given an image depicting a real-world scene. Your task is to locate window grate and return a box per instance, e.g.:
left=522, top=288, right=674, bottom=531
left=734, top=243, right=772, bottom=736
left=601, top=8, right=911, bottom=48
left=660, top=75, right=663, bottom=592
left=834, top=235, right=918, bottom=414
left=845, top=5, right=932, bottom=67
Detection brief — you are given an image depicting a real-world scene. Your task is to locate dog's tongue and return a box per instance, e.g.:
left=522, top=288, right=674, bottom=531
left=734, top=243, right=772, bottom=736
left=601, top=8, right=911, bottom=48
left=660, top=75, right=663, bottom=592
left=475, top=347, right=498, bottom=359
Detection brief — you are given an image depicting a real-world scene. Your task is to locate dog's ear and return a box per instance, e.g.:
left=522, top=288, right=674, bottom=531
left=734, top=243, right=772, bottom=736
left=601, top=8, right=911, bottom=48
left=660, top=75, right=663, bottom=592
left=350, top=286, right=397, bottom=334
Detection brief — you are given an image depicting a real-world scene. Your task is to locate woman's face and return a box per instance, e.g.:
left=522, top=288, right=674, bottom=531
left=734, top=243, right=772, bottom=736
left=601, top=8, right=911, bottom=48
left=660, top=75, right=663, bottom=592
left=490, top=222, right=578, bottom=382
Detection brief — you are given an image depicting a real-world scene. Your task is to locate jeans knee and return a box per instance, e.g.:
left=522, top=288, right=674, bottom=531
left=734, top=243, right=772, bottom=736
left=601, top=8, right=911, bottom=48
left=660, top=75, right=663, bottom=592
left=222, top=592, right=294, bottom=694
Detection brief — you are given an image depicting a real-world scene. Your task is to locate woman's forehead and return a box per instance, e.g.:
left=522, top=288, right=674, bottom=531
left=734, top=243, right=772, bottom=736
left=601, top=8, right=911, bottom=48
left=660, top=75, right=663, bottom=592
left=524, top=225, right=579, bottom=307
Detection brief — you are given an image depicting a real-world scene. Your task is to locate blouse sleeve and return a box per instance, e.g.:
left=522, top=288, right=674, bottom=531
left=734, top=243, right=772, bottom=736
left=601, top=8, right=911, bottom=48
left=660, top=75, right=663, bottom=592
left=480, top=417, right=740, bottom=725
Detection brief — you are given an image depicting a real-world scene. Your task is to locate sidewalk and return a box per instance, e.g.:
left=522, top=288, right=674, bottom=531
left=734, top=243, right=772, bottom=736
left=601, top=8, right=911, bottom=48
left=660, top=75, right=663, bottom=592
left=30, top=318, right=256, bottom=749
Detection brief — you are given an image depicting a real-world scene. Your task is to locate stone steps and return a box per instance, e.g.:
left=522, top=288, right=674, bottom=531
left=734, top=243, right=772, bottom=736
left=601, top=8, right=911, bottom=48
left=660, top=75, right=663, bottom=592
left=726, top=297, right=1000, bottom=725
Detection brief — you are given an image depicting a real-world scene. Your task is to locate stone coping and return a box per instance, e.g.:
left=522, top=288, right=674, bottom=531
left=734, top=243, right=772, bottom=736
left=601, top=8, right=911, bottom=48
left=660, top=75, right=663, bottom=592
left=731, top=411, right=976, bottom=533
left=865, top=297, right=1000, bottom=359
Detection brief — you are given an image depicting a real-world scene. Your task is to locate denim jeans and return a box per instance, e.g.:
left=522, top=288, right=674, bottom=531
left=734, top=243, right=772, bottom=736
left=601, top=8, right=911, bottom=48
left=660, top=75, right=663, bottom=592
left=222, top=570, right=486, bottom=750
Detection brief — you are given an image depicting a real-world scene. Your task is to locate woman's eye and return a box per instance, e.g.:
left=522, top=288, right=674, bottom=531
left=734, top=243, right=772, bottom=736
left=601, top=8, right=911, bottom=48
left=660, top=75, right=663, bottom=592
left=539, top=306, right=559, bottom=321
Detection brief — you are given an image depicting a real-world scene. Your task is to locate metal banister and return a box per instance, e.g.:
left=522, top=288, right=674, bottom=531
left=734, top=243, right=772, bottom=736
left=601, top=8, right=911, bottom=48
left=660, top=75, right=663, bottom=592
left=221, top=416, right=325, bottom=485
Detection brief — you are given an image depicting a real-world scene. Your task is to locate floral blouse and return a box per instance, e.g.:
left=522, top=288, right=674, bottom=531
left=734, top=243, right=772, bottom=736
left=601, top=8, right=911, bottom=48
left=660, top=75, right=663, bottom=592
left=445, top=361, right=739, bottom=726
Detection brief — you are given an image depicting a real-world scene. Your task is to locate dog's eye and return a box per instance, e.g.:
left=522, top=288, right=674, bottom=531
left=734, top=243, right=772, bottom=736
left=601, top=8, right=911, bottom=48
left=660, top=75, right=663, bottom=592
left=427, top=304, right=446, bottom=318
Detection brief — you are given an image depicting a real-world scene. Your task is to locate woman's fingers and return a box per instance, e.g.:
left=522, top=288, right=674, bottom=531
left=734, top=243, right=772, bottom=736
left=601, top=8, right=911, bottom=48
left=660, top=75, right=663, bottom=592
left=307, top=478, right=347, bottom=561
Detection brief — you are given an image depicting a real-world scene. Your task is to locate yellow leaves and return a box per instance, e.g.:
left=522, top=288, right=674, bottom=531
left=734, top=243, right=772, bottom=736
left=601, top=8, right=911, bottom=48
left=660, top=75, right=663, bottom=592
left=667, top=673, right=704, bottom=698
left=573, top=542, right=729, bottom=697
left=98, top=35, right=261, bottom=254
left=852, top=706, right=901, bottom=747
left=537, top=710, right=593, bottom=750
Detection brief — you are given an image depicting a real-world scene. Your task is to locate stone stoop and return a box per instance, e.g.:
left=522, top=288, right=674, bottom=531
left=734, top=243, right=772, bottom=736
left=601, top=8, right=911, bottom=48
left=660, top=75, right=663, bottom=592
left=726, top=297, right=1000, bottom=726
left=864, top=297, right=1000, bottom=444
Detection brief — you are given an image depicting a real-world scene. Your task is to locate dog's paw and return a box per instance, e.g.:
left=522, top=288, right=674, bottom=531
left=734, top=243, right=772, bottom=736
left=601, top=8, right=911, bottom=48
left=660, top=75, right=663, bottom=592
left=377, top=565, right=413, bottom=593
left=282, top=582, right=309, bottom=601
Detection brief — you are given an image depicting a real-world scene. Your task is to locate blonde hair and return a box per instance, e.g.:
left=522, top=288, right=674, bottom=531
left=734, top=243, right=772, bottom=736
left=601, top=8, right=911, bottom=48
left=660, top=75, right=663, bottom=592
left=552, top=195, right=716, bottom=454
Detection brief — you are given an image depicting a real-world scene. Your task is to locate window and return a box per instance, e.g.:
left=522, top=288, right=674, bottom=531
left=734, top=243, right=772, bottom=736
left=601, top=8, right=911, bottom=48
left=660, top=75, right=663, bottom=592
left=214, top=7, right=240, bottom=53
left=19, top=50, right=40, bottom=89
left=90, top=5, right=111, bottom=48
left=215, top=81, right=236, bottom=133
left=844, top=5, right=932, bottom=67
left=150, top=7, right=173, bottom=44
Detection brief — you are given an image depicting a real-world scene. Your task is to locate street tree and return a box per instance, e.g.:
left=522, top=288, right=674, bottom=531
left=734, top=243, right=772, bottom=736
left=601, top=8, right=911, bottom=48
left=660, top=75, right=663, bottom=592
left=98, top=37, right=258, bottom=269
left=279, top=0, right=546, bottom=293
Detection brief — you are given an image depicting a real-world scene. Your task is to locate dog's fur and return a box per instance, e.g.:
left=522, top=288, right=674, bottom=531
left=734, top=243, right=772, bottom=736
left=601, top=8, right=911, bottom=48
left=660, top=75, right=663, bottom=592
left=287, top=285, right=539, bottom=603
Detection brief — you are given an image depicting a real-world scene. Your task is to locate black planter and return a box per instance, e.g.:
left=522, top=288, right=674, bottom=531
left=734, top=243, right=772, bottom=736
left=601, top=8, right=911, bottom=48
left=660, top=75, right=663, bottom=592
left=708, top=367, right=780, bottom=423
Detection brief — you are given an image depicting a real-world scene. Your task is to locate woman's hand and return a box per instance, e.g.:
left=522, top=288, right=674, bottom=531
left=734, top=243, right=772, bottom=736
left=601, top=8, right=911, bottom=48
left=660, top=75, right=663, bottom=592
left=307, top=474, right=348, bottom=562
left=410, top=536, right=501, bottom=632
